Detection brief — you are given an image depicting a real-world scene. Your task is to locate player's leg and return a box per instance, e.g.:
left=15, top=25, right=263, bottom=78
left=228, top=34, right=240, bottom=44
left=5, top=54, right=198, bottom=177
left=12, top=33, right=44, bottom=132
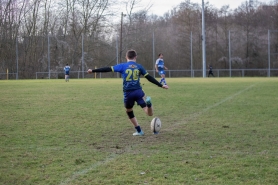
left=126, top=108, right=138, bottom=127
left=160, top=72, right=167, bottom=85
left=125, top=91, right=144, bottom=136
left=66, top=72, right=70, bottom=81
left=142, top=96, right=153, bottom=116
left=159, top=73, right=163, bottom=84
left=158, top=71, right=164, bottom=84
left=138, top=90, right=153, bottom=116
left=126, top=108, right=144, bottom=136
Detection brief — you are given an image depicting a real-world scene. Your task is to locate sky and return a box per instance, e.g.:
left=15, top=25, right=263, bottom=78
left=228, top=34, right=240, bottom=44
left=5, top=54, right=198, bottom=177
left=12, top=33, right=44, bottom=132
left=139, top=0, right=274, bottom=16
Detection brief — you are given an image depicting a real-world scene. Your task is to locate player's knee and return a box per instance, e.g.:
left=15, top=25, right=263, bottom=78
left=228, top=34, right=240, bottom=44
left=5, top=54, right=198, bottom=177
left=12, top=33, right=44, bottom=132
left=126, top=110, right=135, bottom=119
left=140, top=103, right=147, bottom=108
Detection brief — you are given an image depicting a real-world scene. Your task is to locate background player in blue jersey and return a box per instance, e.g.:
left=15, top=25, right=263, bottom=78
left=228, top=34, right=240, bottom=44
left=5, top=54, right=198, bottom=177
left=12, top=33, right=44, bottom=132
left=155, top=53, right=168, bottom=85
left=64, top=64, right=70, bottom=82
left=87, top=49, right=168, bottom=136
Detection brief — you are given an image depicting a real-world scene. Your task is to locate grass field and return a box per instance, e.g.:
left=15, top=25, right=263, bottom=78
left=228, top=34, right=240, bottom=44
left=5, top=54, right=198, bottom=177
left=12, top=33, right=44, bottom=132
left=1, top=78, right=278, bottom=185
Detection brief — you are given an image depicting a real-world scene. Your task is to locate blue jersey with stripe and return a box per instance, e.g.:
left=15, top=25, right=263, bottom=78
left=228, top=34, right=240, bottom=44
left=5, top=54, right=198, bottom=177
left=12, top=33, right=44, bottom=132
left=156, top=58, right=164, bottom=71
left=64, top=66, right=70, bottom=73
left=112, top=61, right=148, bottom=92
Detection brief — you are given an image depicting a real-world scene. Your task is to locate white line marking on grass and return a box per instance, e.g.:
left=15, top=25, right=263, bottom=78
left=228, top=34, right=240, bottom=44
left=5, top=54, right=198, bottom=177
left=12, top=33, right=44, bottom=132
left=202, top=84, right=255, bottom=112
left=164, top=84, right=256, bottom=130
left=59, top=145, right=134, bottom=185
left=60, top=153, right=117, bottom=185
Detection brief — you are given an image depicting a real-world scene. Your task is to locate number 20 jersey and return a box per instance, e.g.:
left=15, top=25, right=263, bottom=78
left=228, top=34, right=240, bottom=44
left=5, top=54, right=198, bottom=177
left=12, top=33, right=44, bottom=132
left=112, top=61, right=148, bottom=92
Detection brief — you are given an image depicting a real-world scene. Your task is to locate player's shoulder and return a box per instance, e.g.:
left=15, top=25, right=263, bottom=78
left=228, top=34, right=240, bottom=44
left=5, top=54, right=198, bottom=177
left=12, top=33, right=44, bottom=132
left=114, top=62, right=128, bottom=70
left=115, top=62, right=126, bottom=67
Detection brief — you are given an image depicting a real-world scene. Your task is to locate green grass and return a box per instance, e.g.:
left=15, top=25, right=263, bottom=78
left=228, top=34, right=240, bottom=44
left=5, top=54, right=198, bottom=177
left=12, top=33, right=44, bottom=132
left=0, top=78, right=278, bottom=185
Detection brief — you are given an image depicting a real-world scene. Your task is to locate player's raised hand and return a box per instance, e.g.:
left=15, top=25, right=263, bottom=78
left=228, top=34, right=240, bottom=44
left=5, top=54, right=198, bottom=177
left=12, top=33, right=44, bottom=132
left=87, top=69, right=93, bottom=73
left=162, top=85, right=169, bottom=89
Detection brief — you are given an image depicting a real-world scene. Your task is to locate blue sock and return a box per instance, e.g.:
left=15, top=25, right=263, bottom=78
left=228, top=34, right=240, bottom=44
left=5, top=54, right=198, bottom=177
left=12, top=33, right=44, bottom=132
left=162, top=78, right=167, bottom=85
left=135, top=126, right=141, bottom=133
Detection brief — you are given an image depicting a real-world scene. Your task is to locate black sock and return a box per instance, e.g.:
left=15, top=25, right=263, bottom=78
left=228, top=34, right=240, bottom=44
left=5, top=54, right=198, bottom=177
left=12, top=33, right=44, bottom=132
left=135, top=126, right=141, bottom=133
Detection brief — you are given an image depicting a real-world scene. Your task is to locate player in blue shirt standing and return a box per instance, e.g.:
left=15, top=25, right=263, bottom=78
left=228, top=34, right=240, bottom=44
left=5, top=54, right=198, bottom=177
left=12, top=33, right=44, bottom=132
left=155, top=53, right=168, bottom=85
left=87, top=49, right=168, bottom=136
left=64, top=64, right=70, bottom=82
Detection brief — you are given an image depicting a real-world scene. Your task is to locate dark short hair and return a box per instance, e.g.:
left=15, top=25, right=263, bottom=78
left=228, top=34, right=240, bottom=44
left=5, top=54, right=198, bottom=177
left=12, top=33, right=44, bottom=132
left=66, top=64, right=68, bottom=65
left=126, top=50, right=137, bottom=59
left=158, top=53, right=163, bottom=57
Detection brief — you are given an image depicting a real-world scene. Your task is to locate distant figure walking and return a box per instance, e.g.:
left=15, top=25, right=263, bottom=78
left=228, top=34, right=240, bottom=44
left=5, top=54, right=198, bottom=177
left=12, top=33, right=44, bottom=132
left=208, top=65, right=214, bottom=77
left=64, top=64, right=70, bottom=82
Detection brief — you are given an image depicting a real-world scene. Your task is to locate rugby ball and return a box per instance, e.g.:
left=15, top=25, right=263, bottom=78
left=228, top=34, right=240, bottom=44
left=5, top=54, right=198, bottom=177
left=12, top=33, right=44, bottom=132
left=151, top=117, right=162, bottom=134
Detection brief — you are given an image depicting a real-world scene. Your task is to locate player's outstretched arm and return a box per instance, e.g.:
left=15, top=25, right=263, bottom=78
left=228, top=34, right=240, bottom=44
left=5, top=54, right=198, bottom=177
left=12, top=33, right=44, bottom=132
left=145, top=74, right=168, bottom=89
left=87, top=67, right=112, bottom=73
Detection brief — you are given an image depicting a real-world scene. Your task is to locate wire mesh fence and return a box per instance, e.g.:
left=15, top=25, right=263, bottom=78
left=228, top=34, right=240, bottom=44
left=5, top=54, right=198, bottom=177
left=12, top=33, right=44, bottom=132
left=2, top=69, right=278, bottom=80
left=31, top=69, right=278, bottom=79
left=0, top=73, right=17, bottom=80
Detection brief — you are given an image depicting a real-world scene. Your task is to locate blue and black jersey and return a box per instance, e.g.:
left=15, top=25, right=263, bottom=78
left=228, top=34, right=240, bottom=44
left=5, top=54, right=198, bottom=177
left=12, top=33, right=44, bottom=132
left=112, top=61, right=148, bottom=92
left=91, top=61, right=162, bottom=91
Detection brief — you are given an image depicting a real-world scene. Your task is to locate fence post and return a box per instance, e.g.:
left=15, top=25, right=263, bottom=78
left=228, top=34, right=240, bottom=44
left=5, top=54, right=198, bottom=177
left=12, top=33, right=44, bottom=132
left=7, top=69, right=8, bottom=80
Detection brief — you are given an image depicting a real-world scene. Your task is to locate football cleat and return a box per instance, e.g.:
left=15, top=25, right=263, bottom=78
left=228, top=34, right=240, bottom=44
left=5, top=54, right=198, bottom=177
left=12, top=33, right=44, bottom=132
left=146, top=96, right=152, bottom=105
left=133, top=131, right=144, bottom=136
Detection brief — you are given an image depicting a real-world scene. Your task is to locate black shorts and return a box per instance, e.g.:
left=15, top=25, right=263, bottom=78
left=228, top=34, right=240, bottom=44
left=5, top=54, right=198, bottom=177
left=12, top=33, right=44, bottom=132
left=124, top=89, right=145, bottom=109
